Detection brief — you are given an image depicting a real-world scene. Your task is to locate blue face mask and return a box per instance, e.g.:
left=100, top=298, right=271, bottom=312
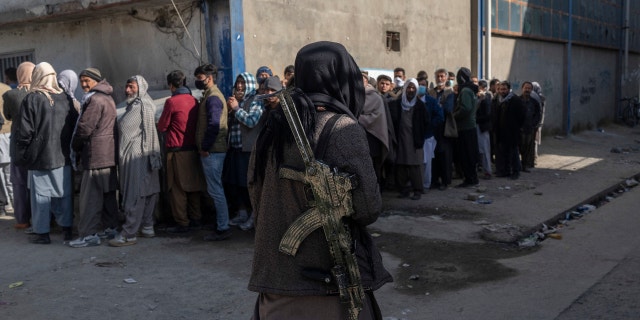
left=418, top=85, right=427, bottom=96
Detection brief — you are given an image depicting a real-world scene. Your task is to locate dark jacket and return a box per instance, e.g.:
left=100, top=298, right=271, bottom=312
left=493, top=93, right=525, bottom=146
left=476, top=91, right=492, bottom=133
left=454, top=87, right=478, bottom=131
left=520, top=95, right=542, bottom=134
left=72, top=80, right=117, bottom=170
left=14, top=91, right=78, bottom=170
left=388, top=95, right=430, bottom=149
left=247, top=111, right=392, bottom=296
left=3, top=87, right=30, bottom=158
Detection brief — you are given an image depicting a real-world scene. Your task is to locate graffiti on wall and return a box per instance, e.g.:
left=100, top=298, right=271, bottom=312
left=579, top=77, right=597, bottom=105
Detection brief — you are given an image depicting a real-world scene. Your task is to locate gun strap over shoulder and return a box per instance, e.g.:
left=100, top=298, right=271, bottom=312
left=314, top=113, right=343, bottom=161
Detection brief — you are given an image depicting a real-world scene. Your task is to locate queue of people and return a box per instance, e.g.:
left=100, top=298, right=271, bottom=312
left=0, top=57, right=545, bottom=249
left=374, top=67, right=545, bottom=200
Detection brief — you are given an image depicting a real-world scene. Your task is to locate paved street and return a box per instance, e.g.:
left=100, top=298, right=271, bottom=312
left=0, top=123, right=639, bottom=320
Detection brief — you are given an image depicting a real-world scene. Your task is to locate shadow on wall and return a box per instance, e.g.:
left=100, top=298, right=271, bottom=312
left=498, top=0, right=640, bottom=135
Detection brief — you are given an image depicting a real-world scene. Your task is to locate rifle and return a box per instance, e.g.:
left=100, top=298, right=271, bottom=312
left=256, top=88, right=365, bottom=320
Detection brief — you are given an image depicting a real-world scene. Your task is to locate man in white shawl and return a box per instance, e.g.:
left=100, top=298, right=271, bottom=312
left=109, top=75, right=161, bottom=246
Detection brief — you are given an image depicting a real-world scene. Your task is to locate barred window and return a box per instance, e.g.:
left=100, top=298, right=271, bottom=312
left=1, top=50, right=35, bottom=83
left=386, top=31, right=400, bottom=52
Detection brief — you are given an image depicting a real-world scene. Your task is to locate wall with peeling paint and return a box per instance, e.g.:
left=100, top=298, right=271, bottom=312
left=0, top=1, right=204, bottom=103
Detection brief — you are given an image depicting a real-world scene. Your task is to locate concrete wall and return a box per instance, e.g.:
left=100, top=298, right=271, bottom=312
left=490, top=35, right=640, bottom=134
left=241, top=0, right=473, bottom=81
left=0, top=1, right=204, bottom=103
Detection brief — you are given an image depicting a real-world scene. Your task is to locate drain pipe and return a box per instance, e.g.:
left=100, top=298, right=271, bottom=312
left=485, top=0, right=491, bottom=80
left=624, top=0, right=630, bottom=80
left=566, top=0, right=573, bottom=136
left=478, top=0, right=484, bottom=79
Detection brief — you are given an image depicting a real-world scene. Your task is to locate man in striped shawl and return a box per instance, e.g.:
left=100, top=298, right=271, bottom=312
left=109, top=75, right=161, bottom=247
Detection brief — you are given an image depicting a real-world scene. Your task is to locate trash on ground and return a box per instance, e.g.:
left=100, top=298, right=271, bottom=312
left=625, top=178, right=639, bottom=187
left=476, top=199, right=492, bottom=204
left=548, top=233, right=562, bottom=240
left=370, top=232, right=381, bottom=238
left=466, top=193, right=481, bottom=201
left=8, top=281, right=23, bottom=289
left=534, top=191, right=543, bottom=195
left=409, top=274, right=420, bottom=280
left=518, top=234, right=539, bottom=247
left=402, top=263, right=410, bottom=267
left=123, top=278, right=137, bottom=284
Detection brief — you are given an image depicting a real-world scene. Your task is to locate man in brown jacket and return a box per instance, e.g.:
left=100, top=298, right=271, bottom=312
left=68, top=68, right=119, bottom=248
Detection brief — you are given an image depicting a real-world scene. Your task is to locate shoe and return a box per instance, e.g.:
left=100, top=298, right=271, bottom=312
left=410, top=193, right=421, bottom=200
left=481, top=173, right=492, bottom=180
left=14, top=223, right=30, bottom=229
left=69, top=234, right=101, bottom=248
left=23, top=227, right=36, bottom=234
left=109, top=233, right=137, bottom=247
left=397, top=192, right=409, bottom=199
left=239, top=214, right=254, bottom=231
left=229, top=210, right=249, bottom=226
left=97, top=228, right=118, bottom=239
left=62, top=227, right=73, bottom=241
left=189, top=219, right=203, bottom=230
left=30, top=233, right=51, bottom=244
left=522, top=167, right=531, bottom=173
left=511, top=172, right=520, bottom=180
left=495, top=172, right=510, bottom=178
left=167, top=225, right=190, bottom=234
left=140, top=226, right=155, bottom=238
left=204, top=229, right=232, bottom=241
left=5, top=204, right=14, bottom=214
left=456, top=181, right=479, bottom=188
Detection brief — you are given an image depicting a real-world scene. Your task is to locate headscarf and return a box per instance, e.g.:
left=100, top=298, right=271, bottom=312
left=30, top=62, right=63, bottom=106
left=118, top=75, right=162, bottom=210
left=401, top=78, right=419, bottom=110
left=58, top=69, right=79, bottom=102
left=256, top=41, right=364, bottom=180
left=456, top=67, right=478, bottom=95
left=236, top=72, right=258, bottom=102
left=531, top=81, right=542, bottom=95
left=294, top=41, right=364, bottom=119
left=16, top=61, right=35, bottom=90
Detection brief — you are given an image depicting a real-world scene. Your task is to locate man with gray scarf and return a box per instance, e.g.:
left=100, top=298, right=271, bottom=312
left=108, top=76, right=161, bottom=246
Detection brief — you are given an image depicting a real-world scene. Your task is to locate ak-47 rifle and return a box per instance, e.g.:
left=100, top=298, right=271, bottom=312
left=256, top=88, right=365, bottom=320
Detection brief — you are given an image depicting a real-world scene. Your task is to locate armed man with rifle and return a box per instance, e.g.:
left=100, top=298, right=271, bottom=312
left=247, top=41, right=392, bottom=319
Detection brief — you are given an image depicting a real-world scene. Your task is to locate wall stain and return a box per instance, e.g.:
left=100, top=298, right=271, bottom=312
left=580, top=77, right=597, bottom=105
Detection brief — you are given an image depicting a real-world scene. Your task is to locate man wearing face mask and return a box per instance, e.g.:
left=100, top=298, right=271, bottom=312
left=193, top=64, right=231, bottom=241
left=388, top=78, right=430, bottom=200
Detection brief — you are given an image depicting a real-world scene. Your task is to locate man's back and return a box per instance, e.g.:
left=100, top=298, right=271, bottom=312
left=159, top=91, right=198, bottom=149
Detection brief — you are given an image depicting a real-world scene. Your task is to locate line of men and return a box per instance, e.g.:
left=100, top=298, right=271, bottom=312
left=371, top=67, right=545, bottom=200
left=0, top=60, right=295, bottom=246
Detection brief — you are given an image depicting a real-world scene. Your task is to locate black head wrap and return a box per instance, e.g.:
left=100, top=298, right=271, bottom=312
left=294, top=41, right=364, bottom=119
left=254, top=41, right=363, bottom=181
left=456, top=67, right=478, bottom=94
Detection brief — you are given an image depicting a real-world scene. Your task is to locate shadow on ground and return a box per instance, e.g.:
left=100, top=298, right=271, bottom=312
left=373, top=231, right=538, bottom=295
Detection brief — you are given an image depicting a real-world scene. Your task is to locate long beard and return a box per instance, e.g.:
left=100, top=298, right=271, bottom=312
left=126, top=96, right=137, bottom=105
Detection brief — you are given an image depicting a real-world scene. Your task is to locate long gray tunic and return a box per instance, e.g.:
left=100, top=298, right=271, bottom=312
left=118, top=76, right=161, bottom=212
